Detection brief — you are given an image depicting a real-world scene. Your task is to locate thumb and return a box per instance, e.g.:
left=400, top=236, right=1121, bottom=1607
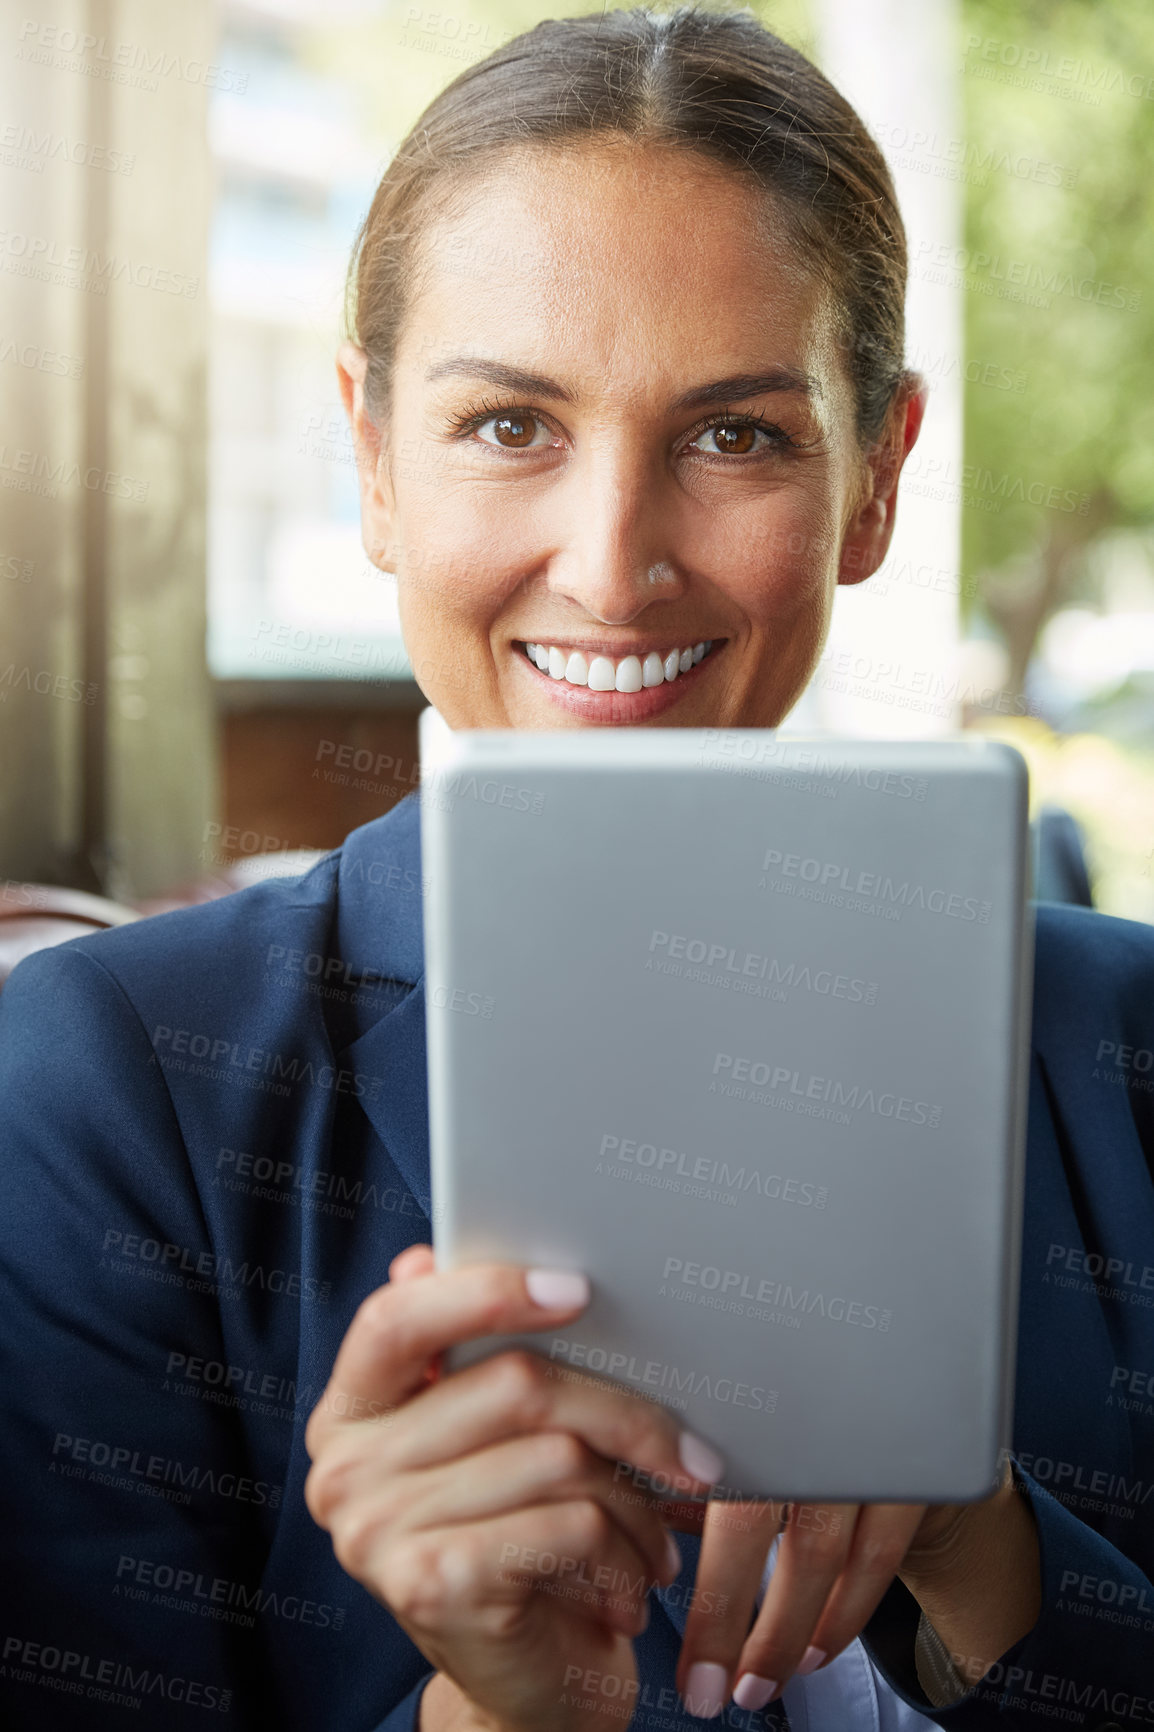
left=387, top=1243, right=441, bottom=1389
left=388, top=1243, right=436, bottom=1285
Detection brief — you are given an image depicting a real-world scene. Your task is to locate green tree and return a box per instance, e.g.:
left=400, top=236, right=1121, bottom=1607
left=960, top=0, right=1154, bottom=691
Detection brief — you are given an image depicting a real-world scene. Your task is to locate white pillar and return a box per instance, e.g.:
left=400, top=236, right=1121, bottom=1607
left=799, top=0, right=963, bottom=737
left=0, top=0, right=218, bottom=896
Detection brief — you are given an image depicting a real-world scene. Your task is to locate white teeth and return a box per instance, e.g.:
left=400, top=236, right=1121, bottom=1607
left=615, top=655, right=643, bottom=693
left=523, top=638, right=719, bottom=690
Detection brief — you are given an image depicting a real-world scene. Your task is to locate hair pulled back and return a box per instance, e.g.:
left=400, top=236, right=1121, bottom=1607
left=345, top=4, right=908, bottom=443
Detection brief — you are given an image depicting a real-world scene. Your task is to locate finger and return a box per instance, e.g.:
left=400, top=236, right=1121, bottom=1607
left=730, top=1502, right=858, bottom=1706
left=347, top=1430, right=683, bottom=1590
left=338, top=1341, right=723, bottom=1503
left=674, top=1497, right=787, bottom=1717
left=306, top=1262, right=593, bottom=1454
left=652, top=1495, right=712, bottom=1537
left=307, top=1419, right=678, bottom=1579
left=333, top=1498, right=660, bottom=1642
left=789, top=1503, right=927, bottom=1667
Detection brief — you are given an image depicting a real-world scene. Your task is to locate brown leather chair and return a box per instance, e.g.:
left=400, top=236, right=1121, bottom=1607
left=133, top=850, right=326, bottom=918
left=0, top=884, right=140, bottom=989
left=0, top=852, right=327, bottom=990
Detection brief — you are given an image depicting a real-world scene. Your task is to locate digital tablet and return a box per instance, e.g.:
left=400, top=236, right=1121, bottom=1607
left=418, top=710, right=1033, bottom=1502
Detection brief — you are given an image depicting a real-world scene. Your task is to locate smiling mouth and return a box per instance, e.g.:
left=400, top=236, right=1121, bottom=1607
left=517, top=637, right=721, bottom=692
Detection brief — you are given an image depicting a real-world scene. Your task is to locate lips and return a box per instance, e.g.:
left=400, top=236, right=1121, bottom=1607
left=514, top=636, right=725, bottom=723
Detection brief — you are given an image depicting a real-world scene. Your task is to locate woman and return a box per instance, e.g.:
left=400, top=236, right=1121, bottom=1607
left=1, top=7, right=1151, bottom=1730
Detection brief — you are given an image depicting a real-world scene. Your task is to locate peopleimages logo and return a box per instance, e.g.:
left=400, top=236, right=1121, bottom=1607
left=15, top=18, right=249, bottom=92
left=0, top=232, right=198, bottom=297
left=150, top=1025, right=380, bottom=1101
left=1, top=1637, right=230, bottom=1713
left=660, top=1258, right=891, bottom=1331
left=420, top=768, right=546, bottom=815
left=647, top=930, right=878, bottom=1004
left=115, top=1554, right=346, bottom=1631
left=51, top=1430, right=280, bottom=1508
left=548, top=1337, right=778, bottom=1413
left=597, top=1133, right=828, bottom=1210
left=711, top=1052, right=942, bottom=1128
left=759, top=847, right=991, bottom=924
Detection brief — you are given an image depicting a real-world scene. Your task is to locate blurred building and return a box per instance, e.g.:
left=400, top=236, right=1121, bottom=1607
left=208, top=0, right=408, bottom=688
left=206, top=0, right=423, bottom=868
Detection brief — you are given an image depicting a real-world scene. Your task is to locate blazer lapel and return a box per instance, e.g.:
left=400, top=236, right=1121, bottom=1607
left=338, top=977, right=433, bottom=1223
left=325, top=792, right=433, bottom=1218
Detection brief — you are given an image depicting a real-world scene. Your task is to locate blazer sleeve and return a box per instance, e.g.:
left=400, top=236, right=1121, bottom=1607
left=860, top=1459, right=1154, bottom=1726
left=370, top=1674, right=434, bottom=1730
left=0, top=944, right=277, bottom=1728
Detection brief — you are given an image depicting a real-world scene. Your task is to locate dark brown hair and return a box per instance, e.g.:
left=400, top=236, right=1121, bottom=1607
left=344, top=3, right=909, bottom=444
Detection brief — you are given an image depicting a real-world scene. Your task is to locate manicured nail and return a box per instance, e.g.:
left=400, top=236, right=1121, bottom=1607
left=525, top=1268, right=590, bottom=1309
left=683, top=1661, right=727, bottom=1718
left=796, top=1645, right=827, bottom=1675
left=678, top=1430, right=725, bottom=1485
left=733, top=1674, right=777, bottom=1710
left=663, top=1530, right=683, bottom=1581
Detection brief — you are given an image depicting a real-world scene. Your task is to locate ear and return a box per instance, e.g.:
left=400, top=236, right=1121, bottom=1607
left=336, top=340, right=396, bottom=571
left=837, top=375, right=928, bottom=587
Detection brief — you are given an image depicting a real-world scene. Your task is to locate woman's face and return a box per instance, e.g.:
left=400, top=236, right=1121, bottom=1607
left=340, top=142, right=924, bottom=730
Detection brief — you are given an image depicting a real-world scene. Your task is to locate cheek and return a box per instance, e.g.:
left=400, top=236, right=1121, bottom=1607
left=390, top=458, right=521, bottom=617
left=734, top=498, right=841, bottom=626
left=396, top=579, right=503, bottom=721
left=394, top=551, right=510, bottom=704
left=390, top=517, right=501, bottom=634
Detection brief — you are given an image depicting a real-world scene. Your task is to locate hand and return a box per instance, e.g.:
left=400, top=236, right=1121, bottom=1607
left=897, top=1461, right=1041, bottom=1689
left=303, top=1245, right=723, bottom=1732
left=667, top=1493, right=928, bottom=1714
left=668, top=1458, right=1039, bottom=1715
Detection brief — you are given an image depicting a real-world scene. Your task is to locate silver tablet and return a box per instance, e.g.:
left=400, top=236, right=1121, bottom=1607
left=419, top=711, right=1033, bottom=1502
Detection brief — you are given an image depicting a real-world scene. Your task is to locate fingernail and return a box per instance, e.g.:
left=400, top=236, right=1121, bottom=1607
left=683, top=1661, right=727, bottom=1719
left=663, top=1530, right=683, bottom=1581
left=679, top=1430, right=725, bottom=1485
left=524, top=1268, right=590, bottom=1309
left=796, top=1645, right=826, bottom=1675
left=733, top=1674, right=777, bottom=1710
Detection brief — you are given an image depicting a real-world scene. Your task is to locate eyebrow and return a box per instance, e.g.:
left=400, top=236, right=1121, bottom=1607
left=423, top=356, right=821, bottom=411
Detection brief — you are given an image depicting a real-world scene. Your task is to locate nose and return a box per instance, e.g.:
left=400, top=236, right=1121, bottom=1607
left=544, top=447, right=688, bottom=623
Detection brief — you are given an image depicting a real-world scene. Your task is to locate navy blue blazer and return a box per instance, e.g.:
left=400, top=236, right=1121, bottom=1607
left=1, top=789, right=1152, bottom=1730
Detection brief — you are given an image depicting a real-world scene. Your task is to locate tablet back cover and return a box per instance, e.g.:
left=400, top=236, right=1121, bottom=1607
left=420, top=718, right=1032, bottom=1502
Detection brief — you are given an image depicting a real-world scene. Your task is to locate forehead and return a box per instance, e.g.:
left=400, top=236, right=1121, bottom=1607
left=401, top=142, right=846, bottom=401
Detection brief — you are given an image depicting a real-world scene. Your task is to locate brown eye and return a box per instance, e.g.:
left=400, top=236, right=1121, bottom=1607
left=711, top=423, right=758, bottom=455
left=687, top=418, right=790, bottom=458
left=488, top=414, right=540, bottom=448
